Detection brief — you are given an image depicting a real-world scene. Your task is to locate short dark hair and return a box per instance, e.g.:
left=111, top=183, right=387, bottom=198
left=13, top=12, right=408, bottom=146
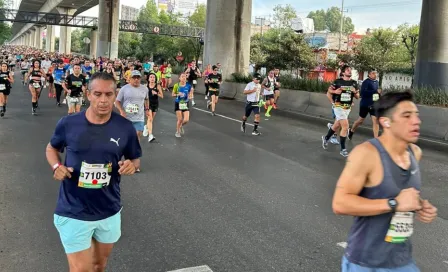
left=88, top=72, right=116, bottom=91
left=341, top=65, right=351, bottom=73
left=73, top=63, right=81, bottom=68
left=375, top=90, right=414, bottom=118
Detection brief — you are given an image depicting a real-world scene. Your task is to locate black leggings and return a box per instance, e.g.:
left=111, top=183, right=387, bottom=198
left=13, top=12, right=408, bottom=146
left=55, top=84, right=64, bottom=103
left=205, top=84, right=209, bottom=96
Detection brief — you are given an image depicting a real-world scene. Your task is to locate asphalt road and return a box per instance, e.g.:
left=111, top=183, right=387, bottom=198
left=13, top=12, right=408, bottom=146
left=0, top=76, right=447, bottom=272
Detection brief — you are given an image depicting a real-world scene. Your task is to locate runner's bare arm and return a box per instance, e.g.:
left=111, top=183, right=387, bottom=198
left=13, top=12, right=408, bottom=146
left=46, top=143, right=62, bottom=166
left=157, top=85, right=164, bottom=98
left=410, top=144, right=422, bottom=161
left=332, top=143, right=392, bottom=216
left=326, top=90, right=334, bottom=104
left=114, top=100, right=125, bottom=115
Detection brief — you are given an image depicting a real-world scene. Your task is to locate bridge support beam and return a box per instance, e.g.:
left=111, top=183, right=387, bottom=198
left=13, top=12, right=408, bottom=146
left=97, top=0, right=120, bottom=59
left=46, top=25, right=55, bottom=52
left=415, top=0, right=448, bottom=90
left=35, top=27, right=43, bottom=49
left=57, top=7, right=76, bottom=54
left=203, top=0, right=252, bottom=77
left=25, top=32, right=30, bottom=46
left=30, top=28, right=36, bottom=48
left=90, top=30, right=97, bottom=59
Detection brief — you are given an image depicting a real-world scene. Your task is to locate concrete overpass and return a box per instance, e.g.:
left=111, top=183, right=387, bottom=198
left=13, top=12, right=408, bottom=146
left=7, top=0, right=253, bottom=77
left=7, top=0, right=446, bottom=84
left=7, top=0, right=118, bottom=59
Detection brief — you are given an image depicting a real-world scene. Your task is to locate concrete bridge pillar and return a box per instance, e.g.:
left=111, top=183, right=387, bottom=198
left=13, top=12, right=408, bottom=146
left=97, top=0, right=120, bottom=59
left=35, top=27, right=43, bottom=49
left=90, top=30, right=98, bottom=59
left=57, top=8, right=76, bottom=54
left=415, top=0, right=448, bottom=90
left=203, top=0, right=252, bottom=78
left=46, top=25, right=56, bottom=52
left=30, top=28, right=36, bottom=48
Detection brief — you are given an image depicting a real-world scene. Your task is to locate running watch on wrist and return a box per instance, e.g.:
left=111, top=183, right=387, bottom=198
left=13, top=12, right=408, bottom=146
left=52, top=162, right=62, bottom=172
left=388, top=198, right=397, bottom=213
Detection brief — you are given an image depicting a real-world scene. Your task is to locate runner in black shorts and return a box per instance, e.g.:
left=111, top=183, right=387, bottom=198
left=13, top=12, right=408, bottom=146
left=241, top=73, right=262, bottom=136
left=0, top=62, right=13, bottom=117
left=206, top=65, right=222, bottom=116
left=349, top=69, right=381, bottom=140
left=143, top=72, right=163, bottom=142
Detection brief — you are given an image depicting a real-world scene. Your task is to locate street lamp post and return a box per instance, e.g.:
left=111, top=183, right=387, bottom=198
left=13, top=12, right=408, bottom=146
left=338, top=0, right=345, bottom=53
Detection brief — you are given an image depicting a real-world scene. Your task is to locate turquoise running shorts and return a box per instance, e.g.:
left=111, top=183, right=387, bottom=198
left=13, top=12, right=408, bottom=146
left=53, top=210, right=121, bottom=254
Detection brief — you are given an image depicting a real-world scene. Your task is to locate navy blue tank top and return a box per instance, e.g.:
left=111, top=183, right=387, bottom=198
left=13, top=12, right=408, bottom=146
left=345, top=138, right=421, bottom=268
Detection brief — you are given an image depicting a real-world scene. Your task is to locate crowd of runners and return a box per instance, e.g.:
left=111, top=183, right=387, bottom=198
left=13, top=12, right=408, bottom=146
left=0, top=44, right=439, bottom=272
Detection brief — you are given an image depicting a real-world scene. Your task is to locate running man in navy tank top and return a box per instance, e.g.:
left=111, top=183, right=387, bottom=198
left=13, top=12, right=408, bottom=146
left=332, top=91, right=438, bottom=271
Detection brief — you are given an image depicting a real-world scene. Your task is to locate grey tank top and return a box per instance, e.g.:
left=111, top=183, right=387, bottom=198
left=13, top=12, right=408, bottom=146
left=345, top=138, right=421, bottom=268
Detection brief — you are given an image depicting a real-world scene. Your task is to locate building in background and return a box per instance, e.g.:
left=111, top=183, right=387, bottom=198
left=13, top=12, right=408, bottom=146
left=157, top=0, right=174, bottom=13
left=121, top=5, right=141, bottom=21
left=158, top=0, right=206, bottom=16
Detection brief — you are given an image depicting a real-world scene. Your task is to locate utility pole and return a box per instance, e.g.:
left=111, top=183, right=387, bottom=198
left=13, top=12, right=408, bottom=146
left=255, top=16, right=266, bottom=36
left=338, top=0, right=345, bottom=53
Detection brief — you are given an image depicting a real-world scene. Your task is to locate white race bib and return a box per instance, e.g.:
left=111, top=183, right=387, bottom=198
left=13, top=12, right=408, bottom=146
left=179, top=102, right=188, bottom=110
left=32, top=82, right=40, bottom=88
left=69, top=97, right=80, bottom=104
left=86, top=75, right=90, bottom=80
left=385, top=212, right=414, bottom=243
left=341, top=92, right=351, bottom=102
left=193, top=80, right=197, bottom=85
left=78, top=162, right=112, bottom=189
left=0, top=84, right=5, bottom=90
left=125, top=103, right=139, bottom=114
left=373, top=93, right=380, bottom=101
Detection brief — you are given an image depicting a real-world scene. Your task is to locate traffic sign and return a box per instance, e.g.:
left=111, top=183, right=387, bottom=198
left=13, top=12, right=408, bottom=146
left=177, top=51, right=182, bottom=56
left=153, top=26, right=160, bottom=34
left=83, top=37, right=90, bottom=44
left=129, top=24, right=137, bottom=31
left=176, top=55, right=184, bottom=62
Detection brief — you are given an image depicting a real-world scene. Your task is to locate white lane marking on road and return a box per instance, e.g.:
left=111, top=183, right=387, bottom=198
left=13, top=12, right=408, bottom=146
left=167, top=265, right=213, bottom=272
left=193, top=107, right=256, bottom=127
left=337, top=242, right=347, bottom=248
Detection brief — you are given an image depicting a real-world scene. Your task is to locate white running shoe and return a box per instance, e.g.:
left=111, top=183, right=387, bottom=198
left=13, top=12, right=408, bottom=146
left=62, top=99, right=66, bottom=105
left=142, top=125, right=149, bottom=137
left=148, top=134, right=155, bottom=142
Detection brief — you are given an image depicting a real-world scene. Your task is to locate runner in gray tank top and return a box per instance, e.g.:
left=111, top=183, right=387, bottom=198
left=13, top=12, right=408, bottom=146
left=332, top=91, right=438, bottom=271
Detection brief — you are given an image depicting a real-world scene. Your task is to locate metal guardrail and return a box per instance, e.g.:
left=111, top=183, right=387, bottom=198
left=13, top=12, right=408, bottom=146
left=0, top=9, right=205, bottom=38
left=119, top=20, right=204, bottom=38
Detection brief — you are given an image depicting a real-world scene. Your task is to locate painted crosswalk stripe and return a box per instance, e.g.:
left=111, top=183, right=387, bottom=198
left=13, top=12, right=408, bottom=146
left=167, top=265, right=213, bottom=272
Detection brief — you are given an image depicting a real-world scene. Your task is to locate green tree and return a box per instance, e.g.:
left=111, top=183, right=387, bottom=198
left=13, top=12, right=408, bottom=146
left=188, top=4, right=206, bottom=27
left=118, top=32, right=141, bottom=59
left=249, top=33, right=267, bottom=71
left=70, top=28, right=90, bottom=54
left=250, top=29, right=315, bottom=72
left=398, top=24, right=419, bottom=75
left=0, top=0, right=11, bottom=44
left=273, top=4, right=297, bottom=28
left=352, top=28, right=402, bottom=85
left=307, top=7, right=355, bottom=34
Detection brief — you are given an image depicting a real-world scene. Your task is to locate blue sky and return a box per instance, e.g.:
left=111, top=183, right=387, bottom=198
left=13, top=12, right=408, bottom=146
left=252, top=0, right=423, bottom=32
left=77, top=0, right=422, bottom=34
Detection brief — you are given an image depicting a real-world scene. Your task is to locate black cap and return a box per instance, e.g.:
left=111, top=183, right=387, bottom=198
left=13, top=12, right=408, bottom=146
left=253, top=73, right=262, bottom=81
